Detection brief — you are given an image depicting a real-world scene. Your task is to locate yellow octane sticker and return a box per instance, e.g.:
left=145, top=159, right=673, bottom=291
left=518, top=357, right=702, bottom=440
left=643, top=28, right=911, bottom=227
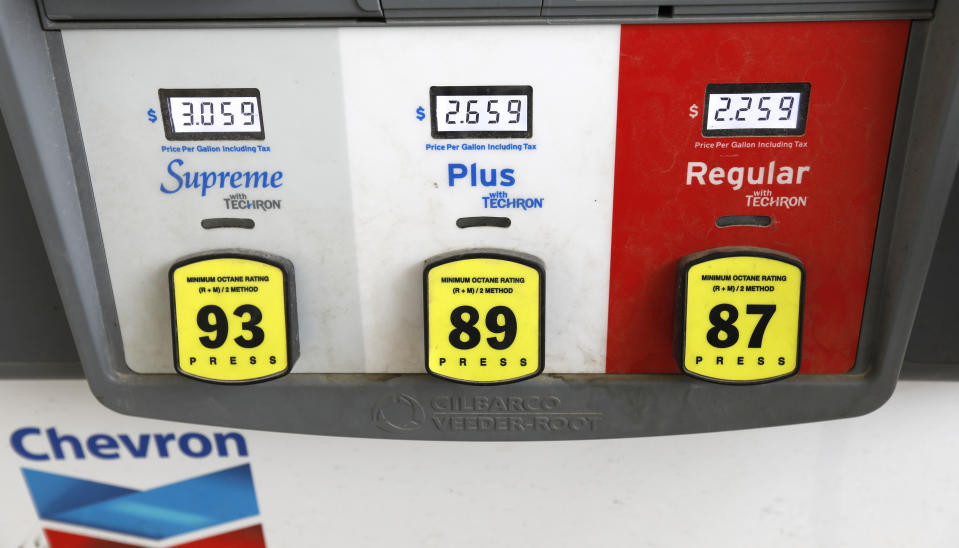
left=425, top=254, right=544, bottom=384
left=678, top=251, right=804, bottom=383
left=170, top=254, right=294, bottom=383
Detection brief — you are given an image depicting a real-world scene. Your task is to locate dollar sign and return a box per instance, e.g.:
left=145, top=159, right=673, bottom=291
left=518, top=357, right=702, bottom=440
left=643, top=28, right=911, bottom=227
left=688, top=104, right=700, bottom=119
left=147, top=108, right=157, bottom=123
left=416, top=106, right=425, bottom=121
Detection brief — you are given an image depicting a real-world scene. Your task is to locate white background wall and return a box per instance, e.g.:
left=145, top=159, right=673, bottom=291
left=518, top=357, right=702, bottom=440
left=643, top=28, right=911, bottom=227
left=2, top=380, right=958, bottom=547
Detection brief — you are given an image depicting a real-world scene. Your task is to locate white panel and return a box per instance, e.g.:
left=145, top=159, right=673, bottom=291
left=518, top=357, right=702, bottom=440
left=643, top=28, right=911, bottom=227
left=63, top=29, right=366, bottom=373
left=339, top=26, right=620, bottom=373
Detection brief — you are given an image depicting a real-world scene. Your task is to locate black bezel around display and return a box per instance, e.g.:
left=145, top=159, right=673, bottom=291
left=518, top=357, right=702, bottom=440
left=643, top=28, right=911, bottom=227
left=158, top=88, right=266, bottom=141
left=430, top=85, right=533, bottom=139
left=701, top=82, right=811, bottom=137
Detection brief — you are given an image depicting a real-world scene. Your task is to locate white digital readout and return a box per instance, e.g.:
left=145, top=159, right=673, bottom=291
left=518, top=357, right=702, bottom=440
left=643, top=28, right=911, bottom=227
left=434, top=95, right=529, bottom=133
left=705, top=92, right=802, bottom=131
left=168, top=96, right=261, bottom=133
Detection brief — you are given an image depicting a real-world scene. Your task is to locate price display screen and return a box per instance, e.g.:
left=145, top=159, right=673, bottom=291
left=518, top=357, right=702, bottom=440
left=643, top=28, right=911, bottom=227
left=702, top=83, right=810, bottom=137
left=158, top=88, right=265, bottom=141
left=430, top=86, right=533, bottom=139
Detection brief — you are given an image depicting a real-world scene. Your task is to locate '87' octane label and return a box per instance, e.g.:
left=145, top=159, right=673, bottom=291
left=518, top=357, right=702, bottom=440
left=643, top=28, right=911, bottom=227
left=675, top=248, right=804, bottom=384
left=424, top=251, right=545, bottom=385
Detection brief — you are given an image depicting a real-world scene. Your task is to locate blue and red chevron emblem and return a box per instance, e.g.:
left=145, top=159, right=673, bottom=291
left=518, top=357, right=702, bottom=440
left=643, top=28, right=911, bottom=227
left=21, top=464, right=266, bottom=547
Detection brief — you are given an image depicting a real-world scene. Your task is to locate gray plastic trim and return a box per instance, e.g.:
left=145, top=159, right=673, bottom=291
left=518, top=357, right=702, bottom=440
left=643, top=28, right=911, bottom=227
left=34, top=0, right=932, bottom=28
left=42, top=0, right=384, bottom=20
left=1, top=0, right=956, bottom=439
left=544, top=7, right=660, bottom=17
left=545, top=0, right=931, bottom=17
left=0, top=109, right=80, bottom=365
left=37, top=15, right=934, bottom=32
left=383, top=0, right=541, bottom=18
left=904, top=169, right=959, bottom=366
left=41, top=0, right=931, bottom=21
left=673, top=1, right=934, bottom=16
left=0, top=0, right=112, bottom=392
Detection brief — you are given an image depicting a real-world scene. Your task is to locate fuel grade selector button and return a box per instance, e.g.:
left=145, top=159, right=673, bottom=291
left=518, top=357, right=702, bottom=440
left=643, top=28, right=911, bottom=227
left=675, top=247, right=804, bottom=384
left=424, top=251, right=545, bottom=385
left=169, top=251, right=298, bottom=384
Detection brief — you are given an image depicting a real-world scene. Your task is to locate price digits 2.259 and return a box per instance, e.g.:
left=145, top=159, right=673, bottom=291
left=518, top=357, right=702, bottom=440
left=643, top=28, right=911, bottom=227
left=712, top=95, right=795, bottom=123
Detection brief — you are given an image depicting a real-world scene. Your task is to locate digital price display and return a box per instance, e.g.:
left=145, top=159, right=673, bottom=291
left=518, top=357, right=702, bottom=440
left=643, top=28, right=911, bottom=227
left=675, top=248, right=804, bottom=384
left=702, top=83, right=810, bottom=137
left=169, top=252, right=298, bottom=384
left=424, top=251, right=544, bottom=385
left=158, top=88, right=265, bottom=141
left=430, top=86, right=532, bottom=139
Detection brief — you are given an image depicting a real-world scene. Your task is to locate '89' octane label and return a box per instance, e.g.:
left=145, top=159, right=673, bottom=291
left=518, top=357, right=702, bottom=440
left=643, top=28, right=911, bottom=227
left=169, top=251, right=298, bottom=384
left=675, top=248, right=804, bottom=384
left=424, top=251, right=545, bottom=385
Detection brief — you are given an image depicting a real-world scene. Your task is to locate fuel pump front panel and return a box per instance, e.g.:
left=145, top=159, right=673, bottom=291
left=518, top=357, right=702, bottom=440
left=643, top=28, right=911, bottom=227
left=28, top=11, right=942, bottom=439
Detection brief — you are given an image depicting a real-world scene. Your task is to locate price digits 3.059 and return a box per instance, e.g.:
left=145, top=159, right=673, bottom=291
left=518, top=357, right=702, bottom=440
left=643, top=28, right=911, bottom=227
left=179, top=100, right=256, bottom=127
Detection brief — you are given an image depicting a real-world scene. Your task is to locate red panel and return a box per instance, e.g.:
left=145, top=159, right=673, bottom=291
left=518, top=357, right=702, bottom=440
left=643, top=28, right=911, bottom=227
left=44, top=526, right=266, bottom=548
left=607, top=21, right=909, bottom=374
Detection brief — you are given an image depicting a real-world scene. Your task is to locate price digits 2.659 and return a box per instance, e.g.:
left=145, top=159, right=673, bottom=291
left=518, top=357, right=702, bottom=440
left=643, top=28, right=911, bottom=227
left=445, top=99, right=523, bottom=126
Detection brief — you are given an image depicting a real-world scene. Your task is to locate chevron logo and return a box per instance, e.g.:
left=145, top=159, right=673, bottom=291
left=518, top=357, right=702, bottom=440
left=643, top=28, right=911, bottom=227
left=21, top=464, right=266, bottom=547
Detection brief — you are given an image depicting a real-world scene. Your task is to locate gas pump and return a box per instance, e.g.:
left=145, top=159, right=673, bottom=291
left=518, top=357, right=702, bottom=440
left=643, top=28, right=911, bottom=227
left=0, top=0, right=956, bottom=439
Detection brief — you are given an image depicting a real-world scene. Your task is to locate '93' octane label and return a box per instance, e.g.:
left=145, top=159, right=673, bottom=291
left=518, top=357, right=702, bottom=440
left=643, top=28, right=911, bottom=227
left=676, top=248, right=804, bottom=384
left=425, top=251, right=545, bottom=385
left=169, top=252, right=298, bottom=384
